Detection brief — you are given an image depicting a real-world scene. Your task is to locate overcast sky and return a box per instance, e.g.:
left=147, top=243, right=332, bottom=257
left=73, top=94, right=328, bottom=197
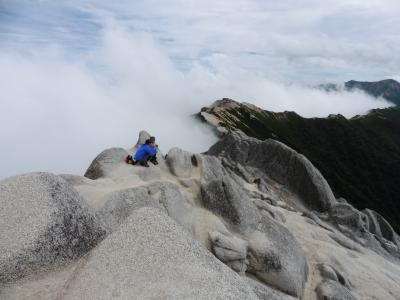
left=0, top=0, right=398, bottom=178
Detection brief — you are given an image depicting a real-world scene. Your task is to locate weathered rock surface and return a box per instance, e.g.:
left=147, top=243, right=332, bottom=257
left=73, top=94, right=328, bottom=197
left=329, top=203, right=365, bottom=231
left=319, top=264, right=351, bottom=288
left=2, top=129, right=400, bottom=300
left=135, top=130, right=152, bottom=148
left=166, top=147, right=198, bottom=178
left=316, top=280, right=357, bottom=300
left=60, top=208, right=258, bottom=300
left=363, top=208, right=400, bottom=248
left=245, top=277, right=298, bottom=300
left=99, top=181, right=193, bottom=232
left=209, top=231, right=248, bottom=273
left=0, top=172, right=106, bottom=283
left=327, top=202, right=400, bottom=260
left=84, top=147, right=128, bottom=180
left=200, top=155, right=308, bottom=298
left=207, top=131, right=336, bottom=212
left=201, top=175, right=260, bottom=231
left=246, top=218, right=308, bottom=298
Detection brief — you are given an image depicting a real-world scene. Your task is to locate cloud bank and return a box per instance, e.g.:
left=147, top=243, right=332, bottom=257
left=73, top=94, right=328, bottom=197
left=2, top=0, right=400, bottom=82
left=0, top=1, right=397, bottom=178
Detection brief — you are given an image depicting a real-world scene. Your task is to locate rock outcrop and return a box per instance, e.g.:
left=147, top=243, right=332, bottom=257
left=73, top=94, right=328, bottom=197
left=84, top=147, right=128, bottom=180
left=199, top=98, right=400, bottom=234
left=316, top=280, right=357, bottom=300
left=0, top=172, right=105, bottom=283
left=166, top=147, right=198, bottom=178
left=207, top=131, right=336, bottom=212
left=59, top=208, right=258, bottom=300
left=1, top=129, right=400, bottom=300
left=326, top=201, right=400, bottom=260
left=98, top=181, right=193, bottom=233
left=201, top=156, right=309, bottom=297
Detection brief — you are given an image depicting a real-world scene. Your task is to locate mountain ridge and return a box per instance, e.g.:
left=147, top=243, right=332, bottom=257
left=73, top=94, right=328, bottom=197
left=318, top=79, right=400, bottom=106
left=198, top=99, right=400, bottom=233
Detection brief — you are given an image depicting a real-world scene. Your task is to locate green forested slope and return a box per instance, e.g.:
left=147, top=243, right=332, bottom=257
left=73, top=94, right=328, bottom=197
left=202, top=102, right=400, bottom=232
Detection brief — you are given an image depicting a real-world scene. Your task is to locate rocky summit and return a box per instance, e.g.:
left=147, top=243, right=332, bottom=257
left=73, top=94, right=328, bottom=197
left=1, top=130, right=400, bottom=300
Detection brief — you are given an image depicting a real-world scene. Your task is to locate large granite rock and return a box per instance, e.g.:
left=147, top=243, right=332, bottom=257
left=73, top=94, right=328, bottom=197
left=209, top=231, right=248, bottom=273
left=166, top=147, right=198, bottom=178
left=0, top=173, right=106, bottom=283
left=245, top=277, right=298, bottom=300
left=329, top=203, right=365, bottom=231
left=327, top=202, right=400, bottom=260
left=316, top=280, right=357, bottom=300
left=84, top=147, right=128, bottom=180
left=318, top=264, right=351, bottom=289
left=201, top=175, right=260, bottom=231
left=135, top=130, right=152, bottom=148
left=200, top=155, right=308, bottom=298
left=207, top=131, right=336, bottom=212
left=60, top=208, right=258, bottom=300
left=246, top=218, right=308, bottom=298
left=98, top=186, right=165, bottom=232
left=99, top=181, right=193, bottom=233
left=363, top=208, right=400, bottom=247
left=129, top=130, right=163, bottom=156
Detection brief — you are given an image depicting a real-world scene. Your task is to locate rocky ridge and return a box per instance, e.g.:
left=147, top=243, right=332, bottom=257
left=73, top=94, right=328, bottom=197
left=1, top=130, right=400, bottom=299
left=198, top=98, right=400, bottom=234
left=317, top=79, right=400, bottom=106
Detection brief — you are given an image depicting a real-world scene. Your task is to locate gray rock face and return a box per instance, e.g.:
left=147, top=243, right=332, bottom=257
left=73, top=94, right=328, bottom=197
left=201, top=175, right=260, bottom=231
left=329, top=203, right=365, bottom=231
left=207, top=131, right=336, bottom=212
left=327, top=202, right=400, bottom=259
left=129, top=130, right=164, bottom=156
left=316, top=280, right=357, bottom=300
left=166, top=147, right=198, bottom=178
left=99, top=181, right=193, bottom=233
left=363, top=209, right=400, bottom=247
left=84, top=147, right=128, bottom=180
left=59, top=174, right=94, bottom=186
left=253, top=199, right=286, bottom=223
left=200, top=155, right=308, bottom=298
left=246, top=217, right=308, bottom=298
left=60, top=208, right=258, bottom=300
left=135, top=130, right=152, bottom=148
left=209, top=231, right=248, bottom=273
left=98, top=186, right=164, bottom=232
left=0, top=173, right=106, bottom=283
left=319, top=264, right=351, bottom=288
left=245, top=277, right=298, bottom=300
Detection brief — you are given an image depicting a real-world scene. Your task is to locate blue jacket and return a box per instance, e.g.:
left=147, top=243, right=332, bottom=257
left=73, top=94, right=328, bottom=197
left=134, top=144, right=157, bottom=161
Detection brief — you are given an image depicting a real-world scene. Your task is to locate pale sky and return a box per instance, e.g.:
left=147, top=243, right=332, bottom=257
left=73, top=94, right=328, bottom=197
left=0, top=0, right=398, bottom=178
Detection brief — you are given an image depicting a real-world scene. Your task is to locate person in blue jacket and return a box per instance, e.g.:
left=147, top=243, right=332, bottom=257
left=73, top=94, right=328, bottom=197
left=127, top=136, right=158, bottom=167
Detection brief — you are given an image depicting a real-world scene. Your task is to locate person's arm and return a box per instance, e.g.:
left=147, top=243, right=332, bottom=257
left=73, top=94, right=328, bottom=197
left=145, top=145, right=157, bottom=156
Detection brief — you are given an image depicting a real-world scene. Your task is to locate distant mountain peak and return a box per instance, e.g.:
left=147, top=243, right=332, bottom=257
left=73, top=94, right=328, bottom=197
left=344, top=79, right=400, bottom=105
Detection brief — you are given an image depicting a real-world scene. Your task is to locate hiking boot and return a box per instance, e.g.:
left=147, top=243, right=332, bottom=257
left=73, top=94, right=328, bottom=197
left=150, top=156, right=158, bottom=165
left=140, top=161, right=150, bottom=167
left=126, top=155, right=134, bottom=165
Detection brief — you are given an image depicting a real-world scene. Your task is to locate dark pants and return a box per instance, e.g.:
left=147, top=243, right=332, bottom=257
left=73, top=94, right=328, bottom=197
left=138, top=154, right=156, bottom=166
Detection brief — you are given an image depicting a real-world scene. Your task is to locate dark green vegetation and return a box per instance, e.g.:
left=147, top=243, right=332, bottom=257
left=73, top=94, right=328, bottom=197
left=204, top=102, right=400, bottom=233
left=345, top=79, right=400, bottom=106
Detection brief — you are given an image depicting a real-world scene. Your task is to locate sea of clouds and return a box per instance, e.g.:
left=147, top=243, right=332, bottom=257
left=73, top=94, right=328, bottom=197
left=0, top=0, right=398, bottom=178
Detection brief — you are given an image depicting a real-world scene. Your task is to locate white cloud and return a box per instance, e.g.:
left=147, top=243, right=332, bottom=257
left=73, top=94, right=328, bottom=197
left=0, top=24, right=394, bottom=179
left=1, top=1, right=399, bottom=179
left=67, top=0, right=400, bottom=82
